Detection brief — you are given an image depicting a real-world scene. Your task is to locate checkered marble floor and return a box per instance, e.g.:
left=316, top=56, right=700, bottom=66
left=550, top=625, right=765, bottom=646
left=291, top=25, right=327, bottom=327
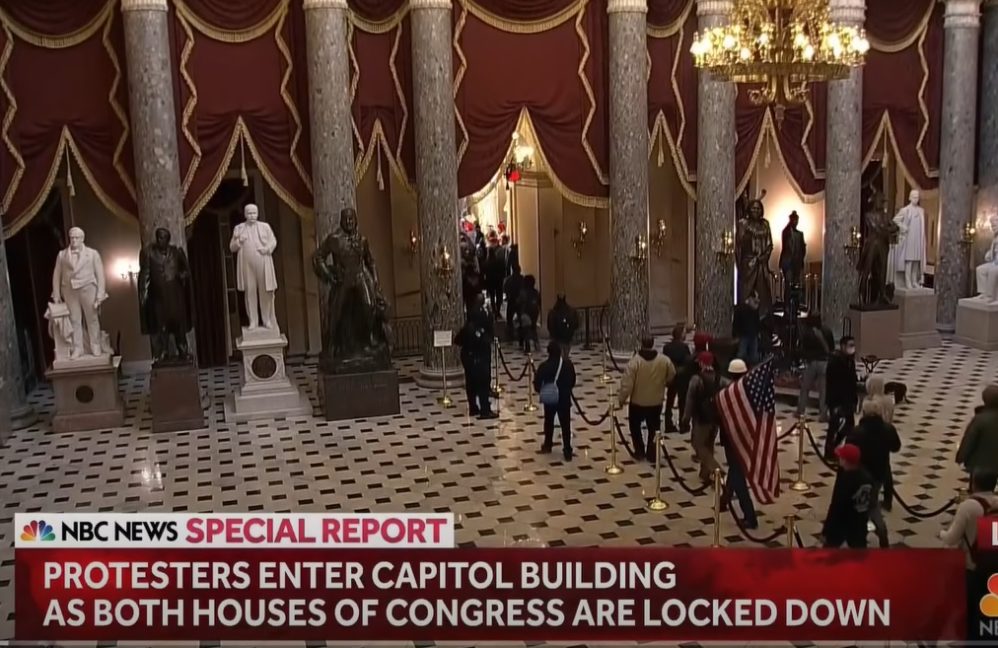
left=0, top=339, right=994, bottom=648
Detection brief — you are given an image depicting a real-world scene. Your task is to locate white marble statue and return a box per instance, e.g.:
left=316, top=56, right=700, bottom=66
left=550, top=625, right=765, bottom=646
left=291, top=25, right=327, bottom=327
left=229, top=204, right=279, bottom=331
left=50, top=227, right=108, bottom=359
left=890, top=189, right=927, bottom=290
left=976, top=215, right=998, bottom=303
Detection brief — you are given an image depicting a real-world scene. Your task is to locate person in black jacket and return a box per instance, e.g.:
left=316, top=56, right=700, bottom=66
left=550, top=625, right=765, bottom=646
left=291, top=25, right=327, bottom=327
left=732, top=293, right=761, bottom=365
left=822, top=443, right=874, bottom=548
left=797, top=315, right=834, bottom=421
left=547, top=294, right=580, bottom=354
left=662, top=324, right=692, bottom=433
left=824, top=335, right=859, bottom=459
left=847, top=400, right=901, bottom=548
left=533, top=341, right=577, bottom=461
left=517, top=275, right=541, bottom=353
left=454, top=294, right=498, bottom=420
left=483, top=239, right=507, bottom=319
left=503, top=264, right=523, bottom=341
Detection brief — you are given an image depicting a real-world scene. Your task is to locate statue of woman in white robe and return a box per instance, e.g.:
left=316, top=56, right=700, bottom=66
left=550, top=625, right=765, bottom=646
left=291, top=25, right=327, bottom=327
left=976, top=215, right=998, bottom=303
left=229, top=204, right=279, bottom=332
left=889, top=189, right=927, bottom=290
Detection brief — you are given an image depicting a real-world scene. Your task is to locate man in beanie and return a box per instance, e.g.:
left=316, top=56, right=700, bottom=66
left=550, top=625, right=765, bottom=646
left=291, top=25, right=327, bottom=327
left=618, top=334, right=677, bottom=462
left=822, top=443, right=874, bottom=548
left=671, top=332, right=711, bottom=435
left=683, top=351, right=722, bottom=482
left=956, top=384, right=998, bottom=478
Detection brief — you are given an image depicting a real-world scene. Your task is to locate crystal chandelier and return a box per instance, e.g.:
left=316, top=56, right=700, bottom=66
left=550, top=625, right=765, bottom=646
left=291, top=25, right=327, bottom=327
left=691, top=0, right=869, bottom=111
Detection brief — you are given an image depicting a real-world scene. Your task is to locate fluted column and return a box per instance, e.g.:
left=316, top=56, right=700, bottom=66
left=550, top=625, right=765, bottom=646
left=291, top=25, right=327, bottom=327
left=821, top=0, right=865, bottom=337
left=937, top=0, right=982, bottom=330
left=121, top=0, right=186, bottom=246
left=411, top=0, right=464, bottom=383
left=303, top=0, right=356, bottom=243
left=607, top=0, right=650, bottom=353
left=0, top=231, right=35, bottom=434
left=978, top=0, right=998, bottom=254
left=694, top=0, right=736, bottom=337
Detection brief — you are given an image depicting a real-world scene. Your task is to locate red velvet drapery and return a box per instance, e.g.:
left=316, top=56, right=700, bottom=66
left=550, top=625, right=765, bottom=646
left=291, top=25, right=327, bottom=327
left=0, top=0, right=136, bottom=234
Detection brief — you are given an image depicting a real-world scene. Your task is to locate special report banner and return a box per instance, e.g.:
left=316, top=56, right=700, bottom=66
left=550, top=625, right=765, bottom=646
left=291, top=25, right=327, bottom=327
left=15, top=545, right=965, bottom=642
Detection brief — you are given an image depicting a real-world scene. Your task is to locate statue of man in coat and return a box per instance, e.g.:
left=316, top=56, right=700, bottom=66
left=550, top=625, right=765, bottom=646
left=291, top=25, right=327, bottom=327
left=229, top=204, right=279, bottom=332
left=889, top=189, right=927, bottom=290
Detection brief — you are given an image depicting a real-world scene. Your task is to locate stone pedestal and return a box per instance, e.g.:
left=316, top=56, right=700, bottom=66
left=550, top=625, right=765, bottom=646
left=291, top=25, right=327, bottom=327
left=321, top=369, right=400, bottom=421
left=225, top=329, right=311, bottom=422
left=895, top=287, right=943, bottom=350
left=150, top=362, right=205, bottom=433
left=955, top=297, right=998, bottom=350
left=46, top=355, right=125, bottom=433
left=849, top=305, right=902, bottom=360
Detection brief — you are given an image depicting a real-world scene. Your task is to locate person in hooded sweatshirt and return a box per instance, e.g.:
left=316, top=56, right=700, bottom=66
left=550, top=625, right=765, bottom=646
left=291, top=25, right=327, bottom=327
left=956, top=384, right=998, bottom=479
left=662, top=324, right=692, bottom=434
left=454, top=294, right=498, bottom=420
left=822, top=443, right=874, bottom=548
left=847, top=399, right=901, bottom=548
left=673, top=332, right=712, bottom=435
left=863, top=375, right=896, bottom=510
left=617, top=335, right=677, bottom=462
left=533, top=341, right=577, bottom=461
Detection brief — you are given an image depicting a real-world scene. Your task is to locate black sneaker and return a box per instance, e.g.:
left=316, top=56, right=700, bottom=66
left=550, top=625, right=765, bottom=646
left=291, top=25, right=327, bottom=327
left=563, top=448, right=574, bottom=461
left=479, top=411, right=499, bottom=420
left=540, top=444, right=553, bottom=454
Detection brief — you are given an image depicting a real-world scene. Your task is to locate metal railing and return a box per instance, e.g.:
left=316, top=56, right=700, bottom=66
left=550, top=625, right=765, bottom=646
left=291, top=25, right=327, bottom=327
left=390, top=316, right=423, bottom=357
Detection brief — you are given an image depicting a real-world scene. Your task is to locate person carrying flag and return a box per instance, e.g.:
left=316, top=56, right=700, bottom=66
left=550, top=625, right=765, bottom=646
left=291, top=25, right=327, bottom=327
left=718, top=359, right=758, bottom=529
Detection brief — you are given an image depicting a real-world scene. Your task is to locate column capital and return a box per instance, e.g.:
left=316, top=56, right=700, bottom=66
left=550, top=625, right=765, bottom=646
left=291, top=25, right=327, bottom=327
left=829, top=0, right=865, bottom=25
left=945, top=0, right=982, bottom=28
left=607, top=0, right=648, bottom=13
left=303, top=0, right=347, bottom=9
left=410, top=0, right=452, bottom=9
left=696, top=0, right=733, bottom=17
left=121, top=0, right=167, bottom=11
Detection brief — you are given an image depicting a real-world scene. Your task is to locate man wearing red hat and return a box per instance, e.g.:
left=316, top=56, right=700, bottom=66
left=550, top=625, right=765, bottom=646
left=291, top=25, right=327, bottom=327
left=821, top=443, right=874, bottom=548
left=683, top=350, right=722, bottom=483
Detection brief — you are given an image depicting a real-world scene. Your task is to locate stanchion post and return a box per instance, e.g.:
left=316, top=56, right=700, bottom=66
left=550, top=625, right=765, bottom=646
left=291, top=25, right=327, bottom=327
left=647, top=431, right=668, bottom=511
left=791, top=415, right=802, bottom=437
left=605, top=386, right=623, bottom=475
left=785, top=514, right=796, bottom=547
left=711, top=468, right=722, bottom=547
left=599, top=335, right=612, bottom=383
left=790, top=418, right=810, bottom=492
left=491, top=338, right=503, bottom=397
left=523, top=353, right=538, bottom=413
left=438, top=347, right=453, bottom=408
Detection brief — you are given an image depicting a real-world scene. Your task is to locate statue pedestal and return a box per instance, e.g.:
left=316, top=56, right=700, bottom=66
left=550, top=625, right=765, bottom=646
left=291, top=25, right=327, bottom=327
left=895, top=287, right=942, bottom=350
left=150, top=362, right=206, bottom=433
left=46, top=355, right=124, bottom=433
left=955, top=297, right=998, bottom=350
left=321, top=369, right=400, bottom=421
left=224, top=329, right=311, bottom=422
left=848, top=305, right=902, bottom=360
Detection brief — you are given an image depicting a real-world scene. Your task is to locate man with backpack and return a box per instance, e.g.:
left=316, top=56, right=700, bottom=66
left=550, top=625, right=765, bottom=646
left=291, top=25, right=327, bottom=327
left=454, top=294, right=498, bottom=420
left=940, top=471, right=998, bottom=643
left=683, top=351, right=722, bottom=483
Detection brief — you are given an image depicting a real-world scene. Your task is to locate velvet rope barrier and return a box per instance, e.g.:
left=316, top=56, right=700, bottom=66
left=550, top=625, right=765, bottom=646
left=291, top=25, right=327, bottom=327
left=570, top=394, right=609, bottom=427
left=794, top=528, right=807, bottom=548
left=496, top=345, right=529, bottom=382
left=726, top=504, right=785, bottom=545
left=659, top=438, right=710, bottom=496
left=612, top=416, right=637, bottom=460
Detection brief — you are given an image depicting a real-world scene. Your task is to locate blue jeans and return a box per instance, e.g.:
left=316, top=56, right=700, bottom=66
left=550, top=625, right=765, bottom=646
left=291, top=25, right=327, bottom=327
left=723, top=442, right=757, bottom=526
left=737, top=336, right=759, bottom=365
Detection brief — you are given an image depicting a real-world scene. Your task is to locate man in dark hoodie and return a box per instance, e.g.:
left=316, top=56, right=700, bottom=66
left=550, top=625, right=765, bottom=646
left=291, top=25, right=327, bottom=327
left=662, top=324, right=692, bottom=433
left=454, top=294, right=498, bottom=420
left=822, top=443, right=874, bottom=548
left=617, top=335, right=677, bottom=462
left=517, top=275, right=541, bottom=353
left=824, top=335, right=859, bottom=459
left=847, top=399, right=901, bottom=548
left=533, top=340, right=578, bottom=461
left=503, top=264, right=524, bottom=342
left=547, top=294, right=580, bottom=354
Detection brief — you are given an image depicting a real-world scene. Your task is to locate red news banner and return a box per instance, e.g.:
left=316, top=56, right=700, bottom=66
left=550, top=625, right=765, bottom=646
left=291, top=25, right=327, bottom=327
left=15, top=513, right=966, bottom=642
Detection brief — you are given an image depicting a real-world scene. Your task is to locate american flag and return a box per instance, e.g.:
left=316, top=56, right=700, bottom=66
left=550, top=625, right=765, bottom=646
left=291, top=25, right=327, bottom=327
left=717, top=358, right=780, bottom=504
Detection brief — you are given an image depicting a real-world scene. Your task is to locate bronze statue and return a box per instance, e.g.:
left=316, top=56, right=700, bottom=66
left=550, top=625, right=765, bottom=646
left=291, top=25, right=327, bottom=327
left=857, top=191, right=899, bottom=307
left=736, top=194, right=774, bottom=315
left=780, top=210, right=806, bottom=290
left=139, top=228, right=194, bottom=364
left=312, top=208, right=391, bottom=374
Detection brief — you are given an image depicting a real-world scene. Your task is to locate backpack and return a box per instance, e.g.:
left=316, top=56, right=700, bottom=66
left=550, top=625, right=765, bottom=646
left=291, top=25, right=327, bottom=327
left=695, top=376, right=720, bottom=425
left=539, top=357, right=563, bottom=406
left=966, top=496, right=998, bottom=571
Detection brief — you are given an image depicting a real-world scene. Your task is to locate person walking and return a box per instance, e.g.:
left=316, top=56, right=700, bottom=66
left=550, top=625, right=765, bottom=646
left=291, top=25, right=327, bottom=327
left=662, top=324, right=692, bottom=434
left=824, top=335, right=859, bottom=460
left=956, top=384, right=998, bottom=479
left=847, top=399, right=901, bottom=548
left=517, top=275, right=541, bottom=353
left=864, top=374, right=897, bottom=511
left=719, top=359, right=758, bottom=529
left=821, top=443, right=874, bottom=548
left=454, top=294, right=498, bottom=419
left=533, top=341, right=577, bottom=461
left=503, top=264, right=524, bottom=342
left=732, top=293, right=761, bottom=365
left=683, top=351, right=722, bottom=482
left=617, top=335, right=677, bottom=462
left=546, top=294, right=580, bottom=355
left=483, top=239, right=507, bottom=319
left=797, top=315, right=833, bottom=422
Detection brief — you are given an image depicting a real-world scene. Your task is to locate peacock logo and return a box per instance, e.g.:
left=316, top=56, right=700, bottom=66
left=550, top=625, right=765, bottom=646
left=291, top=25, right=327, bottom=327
left=20, top=520, right=55, bottom=542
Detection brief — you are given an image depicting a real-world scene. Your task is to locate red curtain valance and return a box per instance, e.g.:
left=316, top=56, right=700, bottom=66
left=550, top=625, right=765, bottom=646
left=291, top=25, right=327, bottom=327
left=0, top=0, right=109, bottom=39
left=176, top=0, right=284, bottom=33
left=348, top=0, right=406, bottom=23
left=647, top=0, right=689, bottom=30
left=866, top=0, right=935, bottom=50
left=465, top=0, right=579, bottom=23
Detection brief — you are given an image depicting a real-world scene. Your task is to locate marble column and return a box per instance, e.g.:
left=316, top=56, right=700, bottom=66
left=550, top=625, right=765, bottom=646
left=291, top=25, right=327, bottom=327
left=937, top=0, right=982, bottom=331
left=821, top=0, right=864, bottom=337
left=0, top=230, right=35, bottom=433
left=694, top=0, right=736, bottom=337
left=978, top=0, right=998, bottom=255
left=121, top=0, right=186, bottom=246
left=410, top=0, right=464, bottom=384
left=607, top=0, right=650, bottom=353
left=303, top=0, right=356, bottom=243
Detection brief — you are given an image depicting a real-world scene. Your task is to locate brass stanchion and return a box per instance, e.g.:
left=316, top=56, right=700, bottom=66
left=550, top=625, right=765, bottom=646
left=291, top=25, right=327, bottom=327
left=438, top=347, right=453, bottom=408
left=599, top=335, right=612, bottom=383
left=789, top=418, right=810, bottom=492
left=647, top=431, right=668, bottom=511
left=785, top=514, right=797, bottom=547
left=790, top=415, right=802, bottom=437
left=605, top=386, right=623, bottom=475
left=711, top=468, right=722, bottom=547
left=523, top=353, right=538, bottom=412
left=491, top=338, right=503, bottom=397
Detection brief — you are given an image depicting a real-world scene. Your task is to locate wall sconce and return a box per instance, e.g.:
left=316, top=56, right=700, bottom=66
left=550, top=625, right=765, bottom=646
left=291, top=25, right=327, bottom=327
left=961, top=222, right=977, bottom=246
left=433, top=242, right=454, bottom=277
left=571, top=221, right=588, bottom=258
left=631, top=234, right=648, bottom=262
left=115, top=259, right=139, bottom=283
left=651, top=219, right=667, bottom=257
left=405, top=230, right=419, bottom=265
left=716, top=229, right=735, bottom=259
left=844, top=226, right=861, bottom=258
